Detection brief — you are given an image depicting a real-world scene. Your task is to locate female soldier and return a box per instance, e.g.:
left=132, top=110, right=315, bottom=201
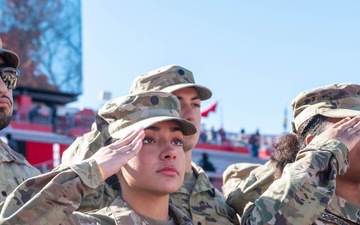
left=0, top=91, right=197, bottom=225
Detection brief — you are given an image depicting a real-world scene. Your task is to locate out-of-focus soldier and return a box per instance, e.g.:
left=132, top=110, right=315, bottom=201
left=235, top=83, right=360, bottom=224
left=223, top=133, right=299, bottom=216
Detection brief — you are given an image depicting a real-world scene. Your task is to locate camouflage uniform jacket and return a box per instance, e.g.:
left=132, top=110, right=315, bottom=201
left=77, top=197, right=193, bottom=225
left=57, top=132, right=121, bottom=212
left=223, top=161, right=275, bottom=216
left=241, top=138, right=360, bottom=225
left=169, top=162, right=239, bottom=225
left=0, top=159, right=193, bottom=225
left=222, top=162, right=264, bottom=198
left=0, top=159, right=102, bottom=225
left=0, top=138, right=41, bottom=202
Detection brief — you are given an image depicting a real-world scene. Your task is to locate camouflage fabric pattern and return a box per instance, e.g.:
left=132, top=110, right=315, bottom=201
left=58, top=134, right=120, bottom=212
left=129, top=64, right=212, bottom=100
left=0, top=38, right=20, bottom=68
left=0, top=138, right=41, bottom=202
left=60, top=132, right=103, bottom=168
left=170, top=162, right=239, bottom=225
left=241, top=138, right=360, bottom=224
left=0, top=159, right=103, bottom=225
left=291, top=83, right=360, bottom=133
left=96, top=91, right=196, bottom=143
left=224, top=161, right=275, bottom=216
left=222, top=162, right=265, bottom=198
left=75, top=197, right=194, bottom=225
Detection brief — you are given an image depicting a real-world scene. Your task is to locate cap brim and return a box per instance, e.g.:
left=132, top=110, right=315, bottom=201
left=320, top=107, right=360, bottom=118
left=0, top=50, right=20, bottom=68
left=161, top=83, right=212, bottom=100
left=111, top=116, right=197, bottom=139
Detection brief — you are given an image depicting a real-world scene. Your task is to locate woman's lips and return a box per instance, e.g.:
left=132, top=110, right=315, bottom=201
left=157, top=166, right=179, bottom=176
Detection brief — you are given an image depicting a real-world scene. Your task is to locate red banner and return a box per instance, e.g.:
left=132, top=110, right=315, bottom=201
left=201, top=102, right=218, bottom=117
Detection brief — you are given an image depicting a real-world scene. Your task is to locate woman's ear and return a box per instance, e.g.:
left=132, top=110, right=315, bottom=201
left=305, top=134, right=315, bottom=145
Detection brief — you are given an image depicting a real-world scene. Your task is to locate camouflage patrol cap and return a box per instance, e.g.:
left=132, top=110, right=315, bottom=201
left=129, top=65, right=212, bottom=100
left=96, top=91, right=197, bottom=142
left=0, top=38, right=20, bottom=68
left=291, top=83, right=360, bottom=133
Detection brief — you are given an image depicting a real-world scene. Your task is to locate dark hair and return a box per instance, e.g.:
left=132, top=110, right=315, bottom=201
left=270, top=133, right=299, bottom=179
left=270, top=114, right=328, bottom=179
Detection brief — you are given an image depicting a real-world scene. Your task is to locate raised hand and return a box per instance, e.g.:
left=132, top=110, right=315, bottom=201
left=90, top=126, right=145, bottom=179
left=313, top=115, right=360, bottom=152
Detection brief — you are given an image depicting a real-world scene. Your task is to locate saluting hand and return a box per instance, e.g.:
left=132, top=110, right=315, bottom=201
left=90, top=126, right=145, bottom=180
left=314, top=115, right=360, bottom=152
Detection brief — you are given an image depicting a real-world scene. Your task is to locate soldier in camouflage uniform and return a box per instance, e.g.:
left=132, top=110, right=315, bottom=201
left=0, top=38, right=41, bottom=202
left=223, top=133, right=300, bottom=216
left=237, top=83, right=360, bottom=224
left=61, top=65, right=239, bottom=224
left=0, top=91, right=196, bottom=225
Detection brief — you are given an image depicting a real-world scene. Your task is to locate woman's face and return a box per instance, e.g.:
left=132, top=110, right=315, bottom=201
left=120, top=120, right=186, bottom=195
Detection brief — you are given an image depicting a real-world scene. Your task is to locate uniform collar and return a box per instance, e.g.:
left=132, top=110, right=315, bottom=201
left=0, top=138, right=18, bottom=162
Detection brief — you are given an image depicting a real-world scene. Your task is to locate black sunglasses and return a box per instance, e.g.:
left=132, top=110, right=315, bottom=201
left=0, top=67, right=20, bottom=89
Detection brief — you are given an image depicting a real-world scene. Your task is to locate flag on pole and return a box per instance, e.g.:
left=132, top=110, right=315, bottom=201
left=201, top=101, right=218, bottom=117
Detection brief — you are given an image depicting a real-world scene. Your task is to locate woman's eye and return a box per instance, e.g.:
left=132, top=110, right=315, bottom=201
left=173, top=139, right=183, bottom=146
left=143, top=137, right=154, bottom=144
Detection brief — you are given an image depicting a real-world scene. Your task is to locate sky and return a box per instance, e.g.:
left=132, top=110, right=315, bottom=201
left=70, top=1, right=360, bottom=136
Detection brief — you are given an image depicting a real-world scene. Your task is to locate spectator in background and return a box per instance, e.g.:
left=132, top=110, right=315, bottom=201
left=65, top=112, right=73, bottom=127
left=237, top=128, right=248, bottom=146
left=219, top=127, right=228, bottom=145
left=198, top=153, right=216, bottom=172
left=49, top=103, right=57, bottom=132
left=249, top=129, right=260, bottom=157
left=210, top=126, right=218, bottom=144
left=28, top=105, right=41, bottom=123
left=199, top=127, right=207, bottom=143
left=198, top=152, right=216, bottom=182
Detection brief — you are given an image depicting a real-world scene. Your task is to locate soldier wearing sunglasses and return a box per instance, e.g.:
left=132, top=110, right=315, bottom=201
left=0, top=37, right=41, bottom=201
